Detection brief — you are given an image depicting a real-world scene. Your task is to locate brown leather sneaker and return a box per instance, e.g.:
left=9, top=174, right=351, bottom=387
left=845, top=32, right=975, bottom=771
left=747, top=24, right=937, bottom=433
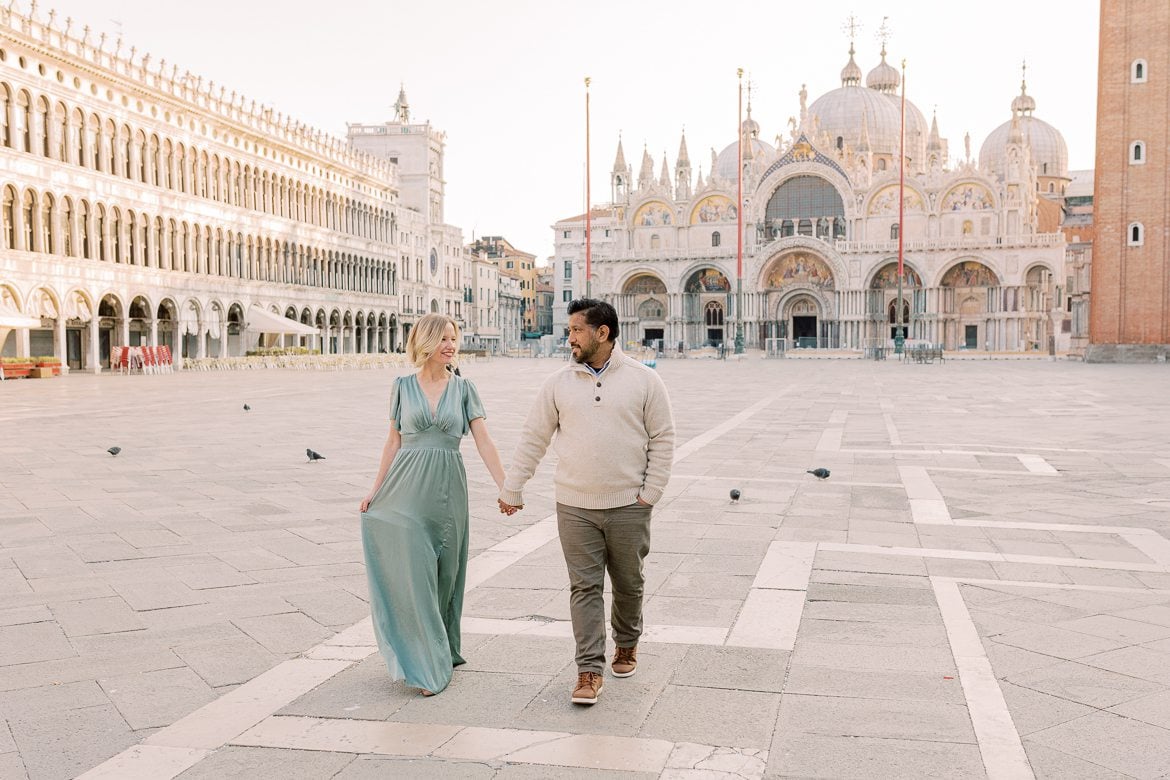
left=571, top=671, right=604, bottom=705
left=611, top=645, right=638, bottom=678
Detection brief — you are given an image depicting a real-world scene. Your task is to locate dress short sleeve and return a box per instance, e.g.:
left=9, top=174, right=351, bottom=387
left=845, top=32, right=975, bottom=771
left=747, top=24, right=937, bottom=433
left=389, top=377, right=403, bottom=430
left=462, top=377, right=486, bottom=427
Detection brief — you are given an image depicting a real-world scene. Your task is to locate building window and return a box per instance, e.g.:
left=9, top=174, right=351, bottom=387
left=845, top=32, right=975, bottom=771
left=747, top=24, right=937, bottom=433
left=1128, top=222, right=1144, bottom=246
left=562, top=230, right=570, bottom=238
left=1132, top=59, right=1147, bottom=83
left=890, top=224, right=899, bottom=239
left=1130, top=141, right=1146, bottom=164
left=563, top=259, right=572, bottom=279
left=563, top=290, right=572, bottom=302
left=711, top=231, right=721, bottom=247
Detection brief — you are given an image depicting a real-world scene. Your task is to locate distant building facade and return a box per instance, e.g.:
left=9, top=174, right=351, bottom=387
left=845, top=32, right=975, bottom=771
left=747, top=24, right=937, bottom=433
left=0, top=6, right=466, bottom=370
left=1087, top=0, right=1170, bottom=360
left=554, top=37, right=1072, bottom=353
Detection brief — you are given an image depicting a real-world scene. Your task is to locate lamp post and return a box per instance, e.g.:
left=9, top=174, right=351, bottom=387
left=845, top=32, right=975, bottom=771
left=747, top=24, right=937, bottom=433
left=894, top=58, right=907, bottom=355
left=734, top=68, right=745, bottom=354
left=584, top=76, right=592, bottom=299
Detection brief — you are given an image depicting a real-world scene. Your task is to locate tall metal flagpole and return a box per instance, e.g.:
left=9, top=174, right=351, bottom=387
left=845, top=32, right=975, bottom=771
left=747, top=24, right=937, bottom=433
left=734, top=68, right=744, bottom=354
left=894, top=59, right=907, bottom=354
left=585, top=76, right=592, bottom=299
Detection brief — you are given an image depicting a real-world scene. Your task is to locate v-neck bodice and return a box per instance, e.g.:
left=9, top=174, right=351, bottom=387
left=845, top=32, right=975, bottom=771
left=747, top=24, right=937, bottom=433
left=389, top=373, right=486, bottom=440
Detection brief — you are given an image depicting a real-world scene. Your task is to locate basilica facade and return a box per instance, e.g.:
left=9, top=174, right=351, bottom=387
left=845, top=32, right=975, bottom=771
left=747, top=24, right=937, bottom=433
left=554, top=43, right=1072, bottom=353
left=0, top=6, right=466, bottom=371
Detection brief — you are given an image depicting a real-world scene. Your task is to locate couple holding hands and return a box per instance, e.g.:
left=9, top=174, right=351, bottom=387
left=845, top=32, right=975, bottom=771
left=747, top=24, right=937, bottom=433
left=359, top=299, right=675, bottom=705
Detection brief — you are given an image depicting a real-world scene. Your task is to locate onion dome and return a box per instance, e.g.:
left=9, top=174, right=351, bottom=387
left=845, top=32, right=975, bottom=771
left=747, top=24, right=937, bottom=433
left=978, top=79, right=1068, bottom=180
left=866, top=48, right=900, bottom=94
left=840, top=44, right=863, bottom=86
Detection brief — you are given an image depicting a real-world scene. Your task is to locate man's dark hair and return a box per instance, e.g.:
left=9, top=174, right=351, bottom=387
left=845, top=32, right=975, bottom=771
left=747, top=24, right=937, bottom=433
left=567, top=298, right=619, bottom=342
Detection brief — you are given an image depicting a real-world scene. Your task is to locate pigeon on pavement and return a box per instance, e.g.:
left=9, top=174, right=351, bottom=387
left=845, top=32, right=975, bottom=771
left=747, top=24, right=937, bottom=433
left=807, top=468, right=830, bottom=480
left=306, top=448, right=325, bottom=462
left=729, top=488, right=741, bottom=503
left=243, top=403, right=251, bottom=411
left=107, top=446, right=121, bottom=457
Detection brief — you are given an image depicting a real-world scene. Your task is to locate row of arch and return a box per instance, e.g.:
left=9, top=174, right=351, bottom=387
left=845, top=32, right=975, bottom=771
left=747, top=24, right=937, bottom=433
left=2, top=282, right=408, bottom=365
left=628, top=174, right=1005, bottom=233
left=0, top=81, right=395, bottom=241
left=1, top=183, right=401, bottom=295
left=618, top=256, right=1022, bottom=296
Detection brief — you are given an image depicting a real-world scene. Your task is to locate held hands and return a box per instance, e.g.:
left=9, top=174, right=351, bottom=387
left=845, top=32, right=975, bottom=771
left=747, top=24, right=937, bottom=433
left=498, top=499, right=522, bottom=516
left=360, top=494, right=375, bottom=513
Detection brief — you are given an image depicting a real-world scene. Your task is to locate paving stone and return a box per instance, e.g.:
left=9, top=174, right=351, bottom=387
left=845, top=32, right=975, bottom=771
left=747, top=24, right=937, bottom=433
left=278, top=655, right=411, bottom=721
left=174, top=746, right=354, bottom=778
left=670, top=646, right=789, bottom=693
left=767, top=732, right=985, bottom=779
left=331, top=754, right=498, bottom=779
left=783, top=665, right=966, bottom=704
left=0, top=680, right=110, bottom=720
left=99, top=666, right=219, bottom=730
left=7, top=703, right=138, bottom=780
left=173, top=634, right=282, bottom=688
left=1007, top=660, right=1164, bottom=708
left=999, top=681, right=1097, bottom=735
left=232, top=612, right=333, bottom=654
left=639, top=685, right=780, bottom=749
left=50, top=595, right=145, bottom=637
left=775, top=693, right=976, bottom=743
left=1107, top=688, right=1170, bottom=730
left=1022, top=741, right=1135, bottom=780
left=0, top=622, right=75, bottom=665
left=1027, top=710, right=1170, bottom=778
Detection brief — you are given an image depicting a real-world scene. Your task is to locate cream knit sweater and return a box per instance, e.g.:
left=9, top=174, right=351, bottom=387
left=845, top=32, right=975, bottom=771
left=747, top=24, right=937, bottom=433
left=500, top=345, right=675, bottom=509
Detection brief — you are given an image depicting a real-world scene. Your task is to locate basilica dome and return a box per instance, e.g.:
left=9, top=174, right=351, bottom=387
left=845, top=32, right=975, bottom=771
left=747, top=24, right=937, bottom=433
left=978, top=82, right=1068, bottom=180
left=804, top=47, right=927, bottom=168
left=806, top=84, right=928, bottom=165
left=713, top=111, right=775, bottom=180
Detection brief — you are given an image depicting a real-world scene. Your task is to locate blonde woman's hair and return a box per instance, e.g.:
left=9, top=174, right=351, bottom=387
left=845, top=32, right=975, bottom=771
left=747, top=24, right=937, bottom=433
left=407, top=313, right=460, bottom=368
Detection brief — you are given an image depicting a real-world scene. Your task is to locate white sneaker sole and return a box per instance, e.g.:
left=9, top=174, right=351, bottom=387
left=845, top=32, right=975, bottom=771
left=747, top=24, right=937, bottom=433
left=611, top=667, right=636, bottom=678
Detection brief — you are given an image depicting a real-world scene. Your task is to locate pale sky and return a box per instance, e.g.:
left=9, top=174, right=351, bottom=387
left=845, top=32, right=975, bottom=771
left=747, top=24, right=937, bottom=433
left=33, top=0, right=1099, bottom=265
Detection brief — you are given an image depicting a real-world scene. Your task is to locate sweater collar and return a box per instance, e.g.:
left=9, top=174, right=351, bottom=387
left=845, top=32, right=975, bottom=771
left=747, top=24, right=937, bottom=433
left=571, top=342, right=625, bottom=375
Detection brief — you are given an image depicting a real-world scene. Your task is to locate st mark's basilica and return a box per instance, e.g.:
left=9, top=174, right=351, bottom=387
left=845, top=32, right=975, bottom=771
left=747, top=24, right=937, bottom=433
left=553, top=36, right=1074, bottom=353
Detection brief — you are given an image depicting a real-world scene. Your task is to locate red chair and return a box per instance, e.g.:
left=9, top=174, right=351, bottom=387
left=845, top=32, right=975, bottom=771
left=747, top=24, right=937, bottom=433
left=141, top=346, right=156, bottom=375
left=110, top=346, right=128, bottom=374
left=158, top=345, right=173, bottom=373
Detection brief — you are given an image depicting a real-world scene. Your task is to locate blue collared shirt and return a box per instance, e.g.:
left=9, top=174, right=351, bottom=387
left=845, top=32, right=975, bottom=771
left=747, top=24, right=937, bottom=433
left=582, top=358, right=611, bottom=378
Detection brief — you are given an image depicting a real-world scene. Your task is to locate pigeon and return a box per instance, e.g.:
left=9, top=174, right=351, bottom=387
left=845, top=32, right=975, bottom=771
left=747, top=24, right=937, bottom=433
left=306, top=448, right=325, bottom=463
left=243, top=403, right=251, bottom=411
left=807, top=468, right=830, bottom=480
left=107, top=446, right=121, bottom=457
left=729, top=488, right=741, bottom=503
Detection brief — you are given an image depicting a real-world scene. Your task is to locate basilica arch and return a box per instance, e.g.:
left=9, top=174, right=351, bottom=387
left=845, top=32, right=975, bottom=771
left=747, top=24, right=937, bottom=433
left=867, top=261, right=925, bottom=341
left=757, top=250, right=838, bottom=347
left=681, top=265, right=732, bottom=347
left=613, top=271, right=669, bottom=347
left=937, top=259, right=999, bottom=350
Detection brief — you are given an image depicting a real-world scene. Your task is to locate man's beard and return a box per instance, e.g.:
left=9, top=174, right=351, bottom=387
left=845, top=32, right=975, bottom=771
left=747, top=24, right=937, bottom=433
left=572, top=342, right=595, bottom=364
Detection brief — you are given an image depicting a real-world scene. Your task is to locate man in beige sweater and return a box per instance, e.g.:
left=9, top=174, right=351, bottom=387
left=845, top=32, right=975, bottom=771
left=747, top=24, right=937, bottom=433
left=499, top=298, right=675, bottom=705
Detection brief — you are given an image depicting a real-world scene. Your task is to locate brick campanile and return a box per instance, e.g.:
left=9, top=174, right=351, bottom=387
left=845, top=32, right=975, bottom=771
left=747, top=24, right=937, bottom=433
left=1088, top=0, right=1170, bottom=361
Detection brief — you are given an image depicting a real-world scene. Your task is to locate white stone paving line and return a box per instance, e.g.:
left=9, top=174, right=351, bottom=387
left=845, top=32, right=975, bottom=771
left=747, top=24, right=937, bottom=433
left=899, top=464, right=954, bottom=524
left=82, top=389, right=789, bottom=778
left=726, top=541, right=816, bottom=651
left=882, top=411, right=902, bottom=446
left=815, top=427, right=843, bottom=452
left=228, top=716, right=752, bottom=776
left=818, top=541, right=1169, bottom=573
left=672, top=473, right=902, bottom=489
left=932, top=578, right=1035, bottom=780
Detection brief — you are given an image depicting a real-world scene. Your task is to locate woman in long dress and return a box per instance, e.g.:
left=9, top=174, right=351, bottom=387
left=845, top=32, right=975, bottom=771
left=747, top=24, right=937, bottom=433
left=359, top=314, right=513, bottom=696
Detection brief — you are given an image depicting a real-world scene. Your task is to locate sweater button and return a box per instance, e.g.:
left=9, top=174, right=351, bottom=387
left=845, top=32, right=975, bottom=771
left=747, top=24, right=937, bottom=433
left=596, top=381, right=601, bottom=387
left=595, top=396, right=601, bottom=401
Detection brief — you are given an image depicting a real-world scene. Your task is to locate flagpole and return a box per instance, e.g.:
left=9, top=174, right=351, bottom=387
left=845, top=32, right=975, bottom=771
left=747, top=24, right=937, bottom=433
left=734, top=67, right=744, bottom=354
left=894, top=59, right=906, bottom=355
left=584, top=76, right=592, bottom=299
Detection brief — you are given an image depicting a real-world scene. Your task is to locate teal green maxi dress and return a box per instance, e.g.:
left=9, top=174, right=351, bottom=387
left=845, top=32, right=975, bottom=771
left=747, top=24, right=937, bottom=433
left=361, top=373, right=485, bottom=694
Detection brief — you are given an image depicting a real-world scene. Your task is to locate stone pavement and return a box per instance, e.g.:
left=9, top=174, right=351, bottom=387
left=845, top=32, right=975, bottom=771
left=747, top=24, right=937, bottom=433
left=1, top=356, right=1170, bottom=779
